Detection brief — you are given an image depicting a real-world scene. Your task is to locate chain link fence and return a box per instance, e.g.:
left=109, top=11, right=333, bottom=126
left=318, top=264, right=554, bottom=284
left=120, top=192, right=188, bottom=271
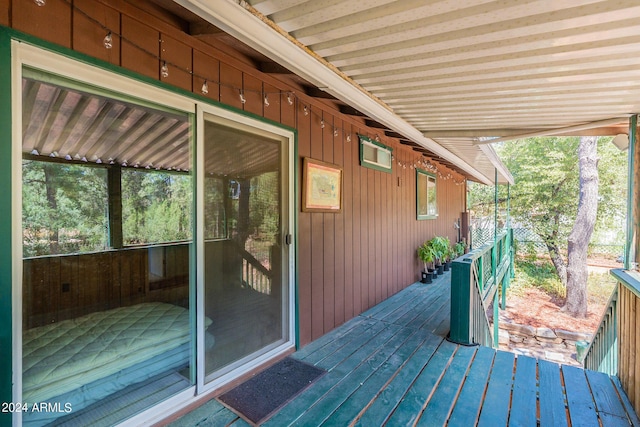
left=471, top=227, right=624, bottom=261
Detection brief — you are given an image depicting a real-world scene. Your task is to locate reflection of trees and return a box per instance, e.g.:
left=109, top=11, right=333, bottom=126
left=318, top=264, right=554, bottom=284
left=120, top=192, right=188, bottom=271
left=22, top=160, right=192, bottom=257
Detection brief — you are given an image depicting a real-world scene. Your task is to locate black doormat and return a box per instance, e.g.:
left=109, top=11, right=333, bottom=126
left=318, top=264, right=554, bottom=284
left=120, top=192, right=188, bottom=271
left=218, top=357, right=326, bottom=424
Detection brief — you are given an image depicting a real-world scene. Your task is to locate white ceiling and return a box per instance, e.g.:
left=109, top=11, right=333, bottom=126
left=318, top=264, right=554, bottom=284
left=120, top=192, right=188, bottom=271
left=175, top=0, right=640, bottom=184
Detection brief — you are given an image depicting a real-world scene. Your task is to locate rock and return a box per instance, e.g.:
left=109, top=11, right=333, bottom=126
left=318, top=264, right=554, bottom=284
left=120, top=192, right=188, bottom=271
left=499, top=329, right=510, bottom=345
left=544, top=351, right=566, bottom=363
left=555, top=329, right=592, bottom=342
left=509, top=334, right=525, bottom=343
left=536, top=327, right=557, bottom=339
left=501, top=322, right=536, bottom=336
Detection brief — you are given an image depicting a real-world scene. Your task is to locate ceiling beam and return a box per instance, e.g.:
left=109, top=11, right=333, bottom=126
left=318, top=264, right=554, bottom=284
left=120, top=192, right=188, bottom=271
left=258, top=61, right=294, bottom=74
left=474, top=117, right=631, bottom=145
left=305, top=86, right=337, bottom=100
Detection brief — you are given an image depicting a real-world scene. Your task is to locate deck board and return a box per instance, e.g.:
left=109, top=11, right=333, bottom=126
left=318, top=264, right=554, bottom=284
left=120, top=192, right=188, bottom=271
left=447, top=345, right=495, bottom=426
left=563, top=365, right=600, bottom=426
left=508, top=355, right=538, bottom=427
left=415, top=344, right=476, bottom=426
left=168, top=276, right=637, bottom=427
left=538, top=359, right=569, bottom=427
left=477, top=349, right=516, bottom=426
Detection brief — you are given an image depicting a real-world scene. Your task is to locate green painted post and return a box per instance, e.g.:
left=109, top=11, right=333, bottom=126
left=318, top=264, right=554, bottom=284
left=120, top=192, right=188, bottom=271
left=493, top=168, right=499, bottom=347
left=626, top=115, right=638, bottom=270
left=450, top=258, right=473, bottom=345
left=0, top=27, right=13, bottom=427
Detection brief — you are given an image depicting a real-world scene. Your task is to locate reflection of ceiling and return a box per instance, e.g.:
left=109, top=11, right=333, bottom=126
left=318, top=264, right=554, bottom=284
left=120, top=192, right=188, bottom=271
left=21, top=79, right=280, bottom=178
left=22, top=78, right=191, bottom=171
left=204, top=121, right=280, bottom=179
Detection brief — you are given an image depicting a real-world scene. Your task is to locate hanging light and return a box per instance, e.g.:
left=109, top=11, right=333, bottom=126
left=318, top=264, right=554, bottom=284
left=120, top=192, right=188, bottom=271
left=303, top=106, right=308, bottom=116
left=264, top=94, right=270, bottom=107
left=287, top=93, right=294, bottom=105
left=161, top=61, right=169, bottom=78
left=103, top=32, right=113, bottom=49
left=346, top=134, right=351, bottom=143
left=320, top=119, right=325, bottom=129
left=34, top=0, right=45, bottom=6
left=239, top=91, right=246, bottom=104
left=334, top=128, right=338, bottom=137
left=201, top=80, right=209, bottom=95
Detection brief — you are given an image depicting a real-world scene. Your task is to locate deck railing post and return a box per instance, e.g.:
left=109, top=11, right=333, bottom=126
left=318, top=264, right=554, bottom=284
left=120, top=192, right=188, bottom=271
left=450, top=257, right=474, bottom=344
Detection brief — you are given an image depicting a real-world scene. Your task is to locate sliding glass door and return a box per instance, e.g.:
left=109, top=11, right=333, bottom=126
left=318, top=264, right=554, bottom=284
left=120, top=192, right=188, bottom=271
left=200, top=111, right=293, bottom=384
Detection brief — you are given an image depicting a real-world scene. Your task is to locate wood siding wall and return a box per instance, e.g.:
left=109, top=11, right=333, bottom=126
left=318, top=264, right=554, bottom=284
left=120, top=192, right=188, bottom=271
left=2, top=0, right=467, bottom=347
left=23, top=244, right=190, bottom=329
left=618, top=284, right=640, bottom=414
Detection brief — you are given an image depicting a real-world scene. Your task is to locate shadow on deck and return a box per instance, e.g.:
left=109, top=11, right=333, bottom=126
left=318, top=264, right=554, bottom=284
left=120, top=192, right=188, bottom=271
left=168, top=271, right=640, bottom=426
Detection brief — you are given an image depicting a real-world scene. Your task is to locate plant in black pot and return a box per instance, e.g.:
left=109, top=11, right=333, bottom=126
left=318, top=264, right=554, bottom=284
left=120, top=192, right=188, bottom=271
left=430, top=236, right=450, bottom=275
left=417, top=242, right=435, bottom=284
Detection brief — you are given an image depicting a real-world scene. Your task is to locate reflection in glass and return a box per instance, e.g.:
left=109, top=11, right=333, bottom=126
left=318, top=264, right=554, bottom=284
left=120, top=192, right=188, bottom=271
left=203, top=116, right=288, bottom=380
left=21, top=77, right=194, bottom=426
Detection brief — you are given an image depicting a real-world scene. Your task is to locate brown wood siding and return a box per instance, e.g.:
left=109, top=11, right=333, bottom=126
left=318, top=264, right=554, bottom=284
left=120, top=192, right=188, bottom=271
left=618, top=284, right=640, bottom=412
left=3, top=0, right=467, bottom=347
left=22, top=245, right=190, bottom=329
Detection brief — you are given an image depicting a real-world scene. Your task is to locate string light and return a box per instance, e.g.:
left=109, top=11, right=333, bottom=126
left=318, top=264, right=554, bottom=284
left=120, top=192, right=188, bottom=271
left=37, top=1, right=469, bottom=179
left=103, top=32, right=113, bottom=49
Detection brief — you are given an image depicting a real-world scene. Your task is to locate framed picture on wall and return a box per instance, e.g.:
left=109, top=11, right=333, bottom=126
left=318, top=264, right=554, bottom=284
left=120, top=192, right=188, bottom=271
left=302, top=157, right=343, bottom=213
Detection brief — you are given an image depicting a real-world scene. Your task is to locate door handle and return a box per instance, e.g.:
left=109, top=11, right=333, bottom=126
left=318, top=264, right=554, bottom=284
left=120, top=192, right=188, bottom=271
left=285, top=234, right=292, bottom=245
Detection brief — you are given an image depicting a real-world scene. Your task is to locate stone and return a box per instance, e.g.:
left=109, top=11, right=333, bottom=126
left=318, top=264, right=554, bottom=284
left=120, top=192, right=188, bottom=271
left=499, top=329, right=510, bottom=345
left=501, top=321, right=536, bottom=337
left=510, top=334, right=525, bottom=343
left=555, top=329, right=592, bottom=342
left=536, top=327, right=557, bottom=339
left=544, top=351, right=566, bottom=363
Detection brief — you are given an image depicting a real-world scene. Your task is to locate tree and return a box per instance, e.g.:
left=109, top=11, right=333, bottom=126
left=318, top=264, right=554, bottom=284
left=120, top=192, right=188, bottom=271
left=565, top=136, right=599, bottom=317
left=468, top=136, right=627, bottom=317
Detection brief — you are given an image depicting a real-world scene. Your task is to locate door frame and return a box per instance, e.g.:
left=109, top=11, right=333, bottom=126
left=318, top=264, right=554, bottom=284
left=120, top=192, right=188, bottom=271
left=195, top=103, right=297, bottom=394
left=8, top=36, right=298, bottom=426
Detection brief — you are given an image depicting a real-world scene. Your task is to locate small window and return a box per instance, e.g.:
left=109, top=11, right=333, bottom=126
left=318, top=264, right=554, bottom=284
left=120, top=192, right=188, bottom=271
left=359, top=135, right=392, bottom=173
left=417, top=169, right=437, bottom=219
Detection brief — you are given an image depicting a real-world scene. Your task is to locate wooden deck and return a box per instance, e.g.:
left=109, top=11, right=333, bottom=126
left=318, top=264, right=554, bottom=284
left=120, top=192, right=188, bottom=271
left=168, top=272, right=640, bottom=426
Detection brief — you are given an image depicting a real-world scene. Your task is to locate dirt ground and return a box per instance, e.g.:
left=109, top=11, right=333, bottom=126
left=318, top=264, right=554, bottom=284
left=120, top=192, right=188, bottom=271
left=501, top=260, right=619, bottom=334
left=501, top=287, right=603, bottom=333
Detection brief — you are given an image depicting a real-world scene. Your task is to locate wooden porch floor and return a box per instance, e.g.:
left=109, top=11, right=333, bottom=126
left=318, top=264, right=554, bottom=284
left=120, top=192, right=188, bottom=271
left=168, top=272, right=640, bottom=426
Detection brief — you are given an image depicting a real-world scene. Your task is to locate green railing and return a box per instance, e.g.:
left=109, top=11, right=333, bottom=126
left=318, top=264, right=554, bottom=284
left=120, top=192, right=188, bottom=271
left=450, top=229, right=513, bottom=347
left=584, top=269, right=640, bottom=416
left=582, top=285, right=617, bottom=374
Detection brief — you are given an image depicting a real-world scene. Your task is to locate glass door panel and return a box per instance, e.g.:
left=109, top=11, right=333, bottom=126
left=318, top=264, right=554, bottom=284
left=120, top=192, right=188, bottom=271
left=202, top=114, right=289, bottom=381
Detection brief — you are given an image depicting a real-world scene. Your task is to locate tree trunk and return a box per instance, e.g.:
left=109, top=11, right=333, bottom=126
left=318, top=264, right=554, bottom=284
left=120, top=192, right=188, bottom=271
left=565, top=136, right=599, bottom=317
left=43, top=164, right=59, bottom=254
left=541, top=211, right=567, bottom=286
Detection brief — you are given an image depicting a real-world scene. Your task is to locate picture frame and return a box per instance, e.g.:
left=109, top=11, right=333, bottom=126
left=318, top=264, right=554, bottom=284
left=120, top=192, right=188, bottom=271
left=302, top=157, right=343, bottom=213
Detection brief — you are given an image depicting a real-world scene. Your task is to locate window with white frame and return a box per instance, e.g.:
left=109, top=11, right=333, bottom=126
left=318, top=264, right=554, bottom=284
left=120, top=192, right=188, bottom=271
left=417, top=169, right=437, bottom=219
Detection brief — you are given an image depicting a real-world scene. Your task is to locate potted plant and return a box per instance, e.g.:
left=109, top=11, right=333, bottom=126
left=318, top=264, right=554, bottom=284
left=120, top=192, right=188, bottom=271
left=453, top=241, right=467, bottom=258
left=443, top=242, right=453, bottom=271
left=430, top=236, right=450, bottom=275
left=417, top=242, right=435, bottom=283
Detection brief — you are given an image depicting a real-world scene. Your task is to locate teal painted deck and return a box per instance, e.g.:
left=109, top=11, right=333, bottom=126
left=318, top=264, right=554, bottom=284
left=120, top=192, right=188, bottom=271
left=168, top=272, right=640, bottom=426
